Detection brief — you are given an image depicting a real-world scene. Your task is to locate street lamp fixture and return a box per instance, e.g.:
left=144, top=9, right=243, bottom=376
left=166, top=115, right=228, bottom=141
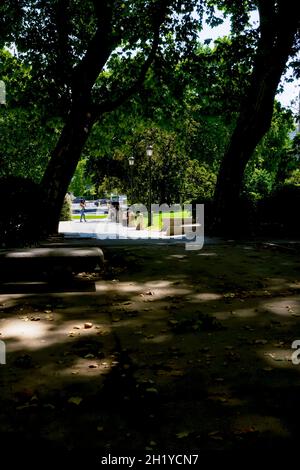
left=146, top=145, right=153, bottom=158
left=146, top=144, right=153, bottom=227
left=129, top=156, right=135, bottom=166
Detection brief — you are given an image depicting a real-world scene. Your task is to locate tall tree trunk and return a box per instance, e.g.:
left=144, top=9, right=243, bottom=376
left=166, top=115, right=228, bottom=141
left=37, top=0, right=166, bottom=236
left=38, top=1, right=117, bottom=235
left=41, top=107, right=95, bottom=233
left=213, top=0, right=300, bottom=236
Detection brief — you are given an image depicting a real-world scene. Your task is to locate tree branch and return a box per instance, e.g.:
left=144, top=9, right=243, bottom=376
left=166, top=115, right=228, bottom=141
left=95, top=35, right=160, bottom=116
left=71, top=1, right=118, bottom=104
left=91, top=1, right=171, bottom=118
left=256, top=0, right=276, bottom=46
left=55, top=0, right=73, bottom=87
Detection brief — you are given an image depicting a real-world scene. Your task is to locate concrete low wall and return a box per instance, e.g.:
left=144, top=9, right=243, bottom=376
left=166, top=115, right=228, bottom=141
left=165, top=223, right=201, bottom=237
left=0, top=247, right=104, bottom=281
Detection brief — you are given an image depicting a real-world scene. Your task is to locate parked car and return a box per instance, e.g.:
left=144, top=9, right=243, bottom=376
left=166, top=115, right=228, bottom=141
left=110, top=195, right=127, bottom=209
left=71, top=197, right=108, bottom=215
left=94, top=198, right=108, bottom=206
left=72, top=196, right=85, bottom=204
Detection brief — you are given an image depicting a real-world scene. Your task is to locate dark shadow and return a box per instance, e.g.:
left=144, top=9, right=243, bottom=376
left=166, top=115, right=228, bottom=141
left=0, top=279, right=96, bottom=294
left=0, top=241, right=300, bottom=462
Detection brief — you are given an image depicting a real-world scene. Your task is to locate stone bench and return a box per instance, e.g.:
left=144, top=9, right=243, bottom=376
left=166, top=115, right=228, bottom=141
left=0, top=247, right=104, bottom=282
left=162, top=217, right=195, bottom=236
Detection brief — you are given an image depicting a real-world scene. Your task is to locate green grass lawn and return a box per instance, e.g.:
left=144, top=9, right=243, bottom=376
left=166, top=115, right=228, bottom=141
left=147, top=211, right=191, bottom=230
left=70, top=211, right=189, bottom=229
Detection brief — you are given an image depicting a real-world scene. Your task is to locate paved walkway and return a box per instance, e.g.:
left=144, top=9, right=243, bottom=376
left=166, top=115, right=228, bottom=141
left=58, top=219, right=204, bottom=249
left=58, top=219, right=300, bottom=250
left=59, top=218, right=164, bottom=240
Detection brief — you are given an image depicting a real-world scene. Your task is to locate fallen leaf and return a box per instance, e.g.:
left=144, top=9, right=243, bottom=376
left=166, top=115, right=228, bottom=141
left=243, top=325, right=254, bottom=331
left=170, top=370, right=185, bottom=377
left=176, top=431, right=190, bottom=439
left=254, top=339, right=268, bottom=345
left=43, top=403, right=55, bottom=409
left=16, top=404, right=38, bottom=410
left=223, top=293, right=235, bottom=299
left=235, top=426, right=256, bottom=434
left=266, top=353, right=287, bottom=361
left=145, top=387, right=159, bottom=394
left=20, top=317, right=29, bottom=322
left=68, top=396, right=82, bottom=405
left=68, top=331, right=80, bottom=337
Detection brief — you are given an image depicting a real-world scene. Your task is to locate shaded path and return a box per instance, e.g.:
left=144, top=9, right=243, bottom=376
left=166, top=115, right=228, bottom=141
left=0, top=242, right=300, bottom=463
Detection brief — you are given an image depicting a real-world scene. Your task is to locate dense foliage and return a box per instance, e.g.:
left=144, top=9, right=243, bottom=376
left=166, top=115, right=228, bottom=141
left=0, top=0, right=299, bottom=241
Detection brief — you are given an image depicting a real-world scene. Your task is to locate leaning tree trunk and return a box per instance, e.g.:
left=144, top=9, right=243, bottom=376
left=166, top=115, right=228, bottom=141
left=40, top=106, right=95, bottom=234
left=213, top=71, right=276, bottom=236
left=213, top=0, right=300, bottom=236
left=37, top=4, right=164, bottom=236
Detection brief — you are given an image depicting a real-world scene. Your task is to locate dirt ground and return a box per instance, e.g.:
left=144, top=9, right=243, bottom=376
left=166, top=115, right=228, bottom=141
left=0, top=240, right=300, bottom=463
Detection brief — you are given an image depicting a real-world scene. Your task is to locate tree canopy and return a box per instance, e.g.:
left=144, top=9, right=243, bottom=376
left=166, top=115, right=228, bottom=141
left=0, top=0, right=299, bottom=239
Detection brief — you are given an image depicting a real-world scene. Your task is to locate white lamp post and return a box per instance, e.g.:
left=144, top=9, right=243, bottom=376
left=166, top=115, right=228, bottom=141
left=146, top=144, right=153, bottom=226
left=128, top=155, right=135, bottom=203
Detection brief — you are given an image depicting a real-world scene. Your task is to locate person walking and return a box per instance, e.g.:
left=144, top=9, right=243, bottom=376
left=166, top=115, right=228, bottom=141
left=80, top=198, right=87, bottom=222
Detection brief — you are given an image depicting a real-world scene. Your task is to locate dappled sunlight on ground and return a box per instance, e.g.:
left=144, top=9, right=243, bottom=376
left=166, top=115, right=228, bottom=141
left=191, top=292, right=223, bottom=301
left=140, top=334, right=173, bottom=344
left=1, top=241, right=300, bottom=456
left=195, top=252, right=218, bottom=256
left=258, top=348, right=295, bottom=370
left=260, top=297, right=300, bottom=316
left=232, top=414, right=290, bottom=438
left=2, top=319, right=49, bottom=341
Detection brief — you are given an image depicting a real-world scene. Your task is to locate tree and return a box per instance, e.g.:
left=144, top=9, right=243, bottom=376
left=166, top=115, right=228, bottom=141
left=184, top=161, right=217, bottom=202
left=87, top=126, right=187, bottom=205
left=213, top=0, right=300, bottom=234
left=2, top=0, right=299, bottom=239
left=1, top=0, right=203, bottom=234
left=0, top=48, right=60, bottom=181
left=244, top=102, right=295, bottom=199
